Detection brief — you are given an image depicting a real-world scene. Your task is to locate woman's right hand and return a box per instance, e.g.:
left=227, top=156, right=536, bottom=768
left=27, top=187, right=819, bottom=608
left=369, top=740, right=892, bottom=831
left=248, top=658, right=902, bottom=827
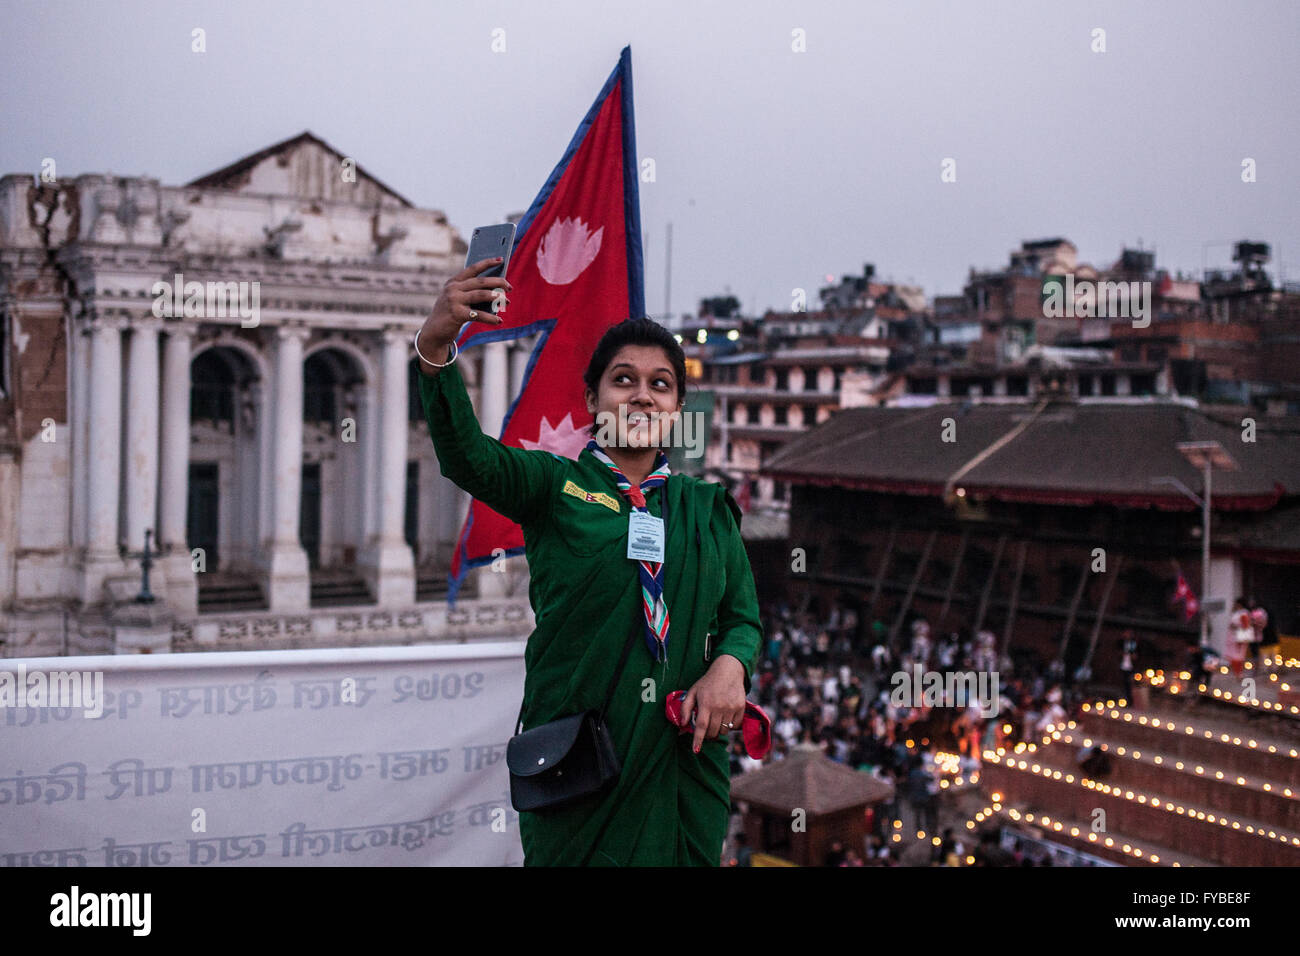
left=416, top=256, right=512, bottom=372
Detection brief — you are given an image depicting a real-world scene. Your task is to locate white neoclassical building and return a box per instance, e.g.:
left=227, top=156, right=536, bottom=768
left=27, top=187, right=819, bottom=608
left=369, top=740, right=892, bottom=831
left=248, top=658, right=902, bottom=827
left=0, top=132, right=537, bottom=655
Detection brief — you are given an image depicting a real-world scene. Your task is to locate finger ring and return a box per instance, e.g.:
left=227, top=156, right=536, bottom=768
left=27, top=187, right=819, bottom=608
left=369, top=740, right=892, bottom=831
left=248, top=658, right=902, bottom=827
left=468, top=309, right=478, bottom=319
left=721, top=721, right=734, bottom=729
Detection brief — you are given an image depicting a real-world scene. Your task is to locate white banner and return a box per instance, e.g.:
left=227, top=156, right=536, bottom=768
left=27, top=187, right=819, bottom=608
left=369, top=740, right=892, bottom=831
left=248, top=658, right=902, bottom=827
left=0, top=643, right=526, bottom=867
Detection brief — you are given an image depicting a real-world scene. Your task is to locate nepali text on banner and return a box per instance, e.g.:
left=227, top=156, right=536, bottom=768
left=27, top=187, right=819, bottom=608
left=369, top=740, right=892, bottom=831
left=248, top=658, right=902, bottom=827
left=0, top=644, right=526, bottom=866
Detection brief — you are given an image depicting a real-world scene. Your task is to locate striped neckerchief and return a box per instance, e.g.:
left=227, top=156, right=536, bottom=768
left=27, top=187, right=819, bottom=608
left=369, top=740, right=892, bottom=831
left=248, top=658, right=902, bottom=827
left=586, top=438, right=672, bottom=662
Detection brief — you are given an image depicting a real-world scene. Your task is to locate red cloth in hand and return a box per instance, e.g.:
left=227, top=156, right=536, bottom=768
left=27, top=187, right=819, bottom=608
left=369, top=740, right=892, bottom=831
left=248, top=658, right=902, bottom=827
left=665, top=689, right=772, bottom=760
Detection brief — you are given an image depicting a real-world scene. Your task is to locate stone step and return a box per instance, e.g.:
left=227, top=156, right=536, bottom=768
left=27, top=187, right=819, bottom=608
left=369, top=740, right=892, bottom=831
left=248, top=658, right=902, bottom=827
left=416, top=573, right=477, bottom=603
left=1140, top=668, right=1300, bottom=732
left=988, top=801, right=1218, bottom=868
left=309, top=581, right=373, bottom=607
left=1040, top=724, right=1300, bottom=830
left=982, top=746, right=1300, bottom=865
left=1076, top=702, right=1300, bottom=788
left=195, top=570, right=478, bottom=610
left=197, top=576, right=268, bottom=614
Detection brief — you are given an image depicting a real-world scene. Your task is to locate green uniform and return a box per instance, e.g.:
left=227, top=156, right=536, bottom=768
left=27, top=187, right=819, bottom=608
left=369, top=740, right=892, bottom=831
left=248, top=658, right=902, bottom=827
left=419, top=361, right=764, bottom=866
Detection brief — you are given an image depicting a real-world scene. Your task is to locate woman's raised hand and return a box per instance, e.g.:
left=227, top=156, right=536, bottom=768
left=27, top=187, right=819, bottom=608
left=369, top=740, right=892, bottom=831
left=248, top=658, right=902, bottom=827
left=416, top=257, right=512, bottom=373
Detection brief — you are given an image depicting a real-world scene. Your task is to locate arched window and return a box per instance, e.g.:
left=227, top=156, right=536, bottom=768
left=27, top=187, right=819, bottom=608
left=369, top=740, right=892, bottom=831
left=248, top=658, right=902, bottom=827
left=303, top=349, right=363, bottom=430
left=190, top=350, right=237, bottom=426
left=189, top=348, right=257, bottom=429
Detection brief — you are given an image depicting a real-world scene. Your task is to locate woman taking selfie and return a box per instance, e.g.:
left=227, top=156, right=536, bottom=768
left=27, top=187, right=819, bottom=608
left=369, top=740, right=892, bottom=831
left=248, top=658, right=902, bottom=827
left=414, top=256, right=764, bottom=866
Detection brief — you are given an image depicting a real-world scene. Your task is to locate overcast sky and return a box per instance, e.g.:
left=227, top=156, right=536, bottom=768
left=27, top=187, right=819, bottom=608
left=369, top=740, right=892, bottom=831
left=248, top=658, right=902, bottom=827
left=3, top=0, right=1297, bottom=320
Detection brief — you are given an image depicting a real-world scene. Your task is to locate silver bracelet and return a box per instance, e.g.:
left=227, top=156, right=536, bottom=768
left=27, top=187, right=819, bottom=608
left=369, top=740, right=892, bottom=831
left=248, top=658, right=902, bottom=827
left=414, top=327, right=458, bottom=367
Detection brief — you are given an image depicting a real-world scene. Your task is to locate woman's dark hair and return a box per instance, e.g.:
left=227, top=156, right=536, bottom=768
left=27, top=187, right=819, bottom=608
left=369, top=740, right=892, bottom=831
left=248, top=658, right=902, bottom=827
left=582, top=317, right=687, bottom=435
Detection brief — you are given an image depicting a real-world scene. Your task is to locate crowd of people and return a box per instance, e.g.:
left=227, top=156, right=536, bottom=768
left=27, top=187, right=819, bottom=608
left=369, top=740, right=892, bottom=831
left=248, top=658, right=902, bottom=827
left=722, top=599, right=1092, bottom=867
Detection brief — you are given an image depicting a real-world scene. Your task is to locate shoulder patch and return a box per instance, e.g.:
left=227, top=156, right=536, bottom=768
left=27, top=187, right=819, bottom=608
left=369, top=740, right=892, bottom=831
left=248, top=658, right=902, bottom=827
left=562, top=479, right=622, bottom=514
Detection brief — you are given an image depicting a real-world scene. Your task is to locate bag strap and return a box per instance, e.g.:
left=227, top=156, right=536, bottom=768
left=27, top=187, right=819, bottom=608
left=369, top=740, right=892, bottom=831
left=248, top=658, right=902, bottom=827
left=511, top=620, right=640, bottom=736
left=513, top=477, right=672, bottom=736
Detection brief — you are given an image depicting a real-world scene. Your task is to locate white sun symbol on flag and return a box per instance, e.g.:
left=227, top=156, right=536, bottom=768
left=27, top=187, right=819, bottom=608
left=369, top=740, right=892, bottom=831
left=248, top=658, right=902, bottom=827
left=519, top=412, right=591, bottom=460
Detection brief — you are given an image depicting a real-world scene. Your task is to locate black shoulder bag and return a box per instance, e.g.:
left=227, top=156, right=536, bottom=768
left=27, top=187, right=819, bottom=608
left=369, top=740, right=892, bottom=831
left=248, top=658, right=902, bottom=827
left=505, top=624, right=640, bottom=813
left=506, top=480, right=671, bottom=813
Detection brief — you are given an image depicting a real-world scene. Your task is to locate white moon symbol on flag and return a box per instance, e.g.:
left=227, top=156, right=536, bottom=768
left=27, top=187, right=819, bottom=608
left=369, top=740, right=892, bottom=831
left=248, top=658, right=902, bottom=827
left=536, top=216, right=604, bottom=285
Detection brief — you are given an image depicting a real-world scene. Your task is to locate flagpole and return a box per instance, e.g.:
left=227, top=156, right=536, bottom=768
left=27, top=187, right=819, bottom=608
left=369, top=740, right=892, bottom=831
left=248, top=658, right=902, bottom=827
left=664, top=221, right=673, bottom=324
left=1201, top=458, right=1211, bottom=649
left=1172, top=441, right=1239, bottom=652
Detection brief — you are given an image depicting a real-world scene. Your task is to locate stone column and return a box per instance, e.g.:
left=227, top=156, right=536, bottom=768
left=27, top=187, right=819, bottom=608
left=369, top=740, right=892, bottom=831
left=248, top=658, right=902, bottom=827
left=235, top=378, right=262, bottom=569
left=360, top=327, right=416, bottom=605
left=476, top=341, right=510, bottom=597
left=354, top=383, right=376, bottom=546
left=158, top=320, right=196, bottom=615
left=124, top=316, right=162, bottom=556
left=81, top=315, right=126, bottom=605
left=480, top=341, right=510, bottom=437
left=507, top=337, right=535, bottom=597
left=262, top=322, right=311, bottom=611
left=71, top=318, right=91, bottom=551
left=510, top=337, right=532, bottom=401
left=257, top=376, right=273, bottom=566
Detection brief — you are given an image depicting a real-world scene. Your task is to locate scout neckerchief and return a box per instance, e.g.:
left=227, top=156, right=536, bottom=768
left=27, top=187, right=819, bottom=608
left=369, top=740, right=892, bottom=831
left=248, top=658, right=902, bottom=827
left=586, top=438, right=672, bottom=663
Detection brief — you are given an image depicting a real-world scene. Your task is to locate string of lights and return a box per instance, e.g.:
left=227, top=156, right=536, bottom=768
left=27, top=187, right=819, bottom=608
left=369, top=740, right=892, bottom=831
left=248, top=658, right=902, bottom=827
left=883, top=675, right=1300, bottom=866
left=1137, top=666, right=1300, bottom=717
left=982, top=742, right=1300, bottom=852
left=976, top=800, right=1175, bottom=865
left=1092, top=688, right=1300, bottom=757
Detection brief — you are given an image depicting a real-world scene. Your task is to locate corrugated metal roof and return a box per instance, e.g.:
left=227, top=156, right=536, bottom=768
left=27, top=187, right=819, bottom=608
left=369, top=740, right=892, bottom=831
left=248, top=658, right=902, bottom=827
left=763, top=400, right=1300, bottom=509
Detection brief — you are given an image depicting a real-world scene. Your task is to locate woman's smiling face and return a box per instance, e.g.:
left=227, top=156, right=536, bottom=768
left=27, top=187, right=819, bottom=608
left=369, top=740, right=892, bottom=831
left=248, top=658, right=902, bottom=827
left=585, top=344, right=683, bottom=449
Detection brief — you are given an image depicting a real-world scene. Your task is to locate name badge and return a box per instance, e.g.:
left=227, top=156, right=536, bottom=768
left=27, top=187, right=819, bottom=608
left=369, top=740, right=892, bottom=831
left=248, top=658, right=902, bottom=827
left=627, top=511, right=665, bottom=563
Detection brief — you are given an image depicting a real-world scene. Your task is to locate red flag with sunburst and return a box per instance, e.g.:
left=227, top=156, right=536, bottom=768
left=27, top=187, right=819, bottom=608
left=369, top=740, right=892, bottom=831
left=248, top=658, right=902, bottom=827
left=446, top=46, right=644, bottom=605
